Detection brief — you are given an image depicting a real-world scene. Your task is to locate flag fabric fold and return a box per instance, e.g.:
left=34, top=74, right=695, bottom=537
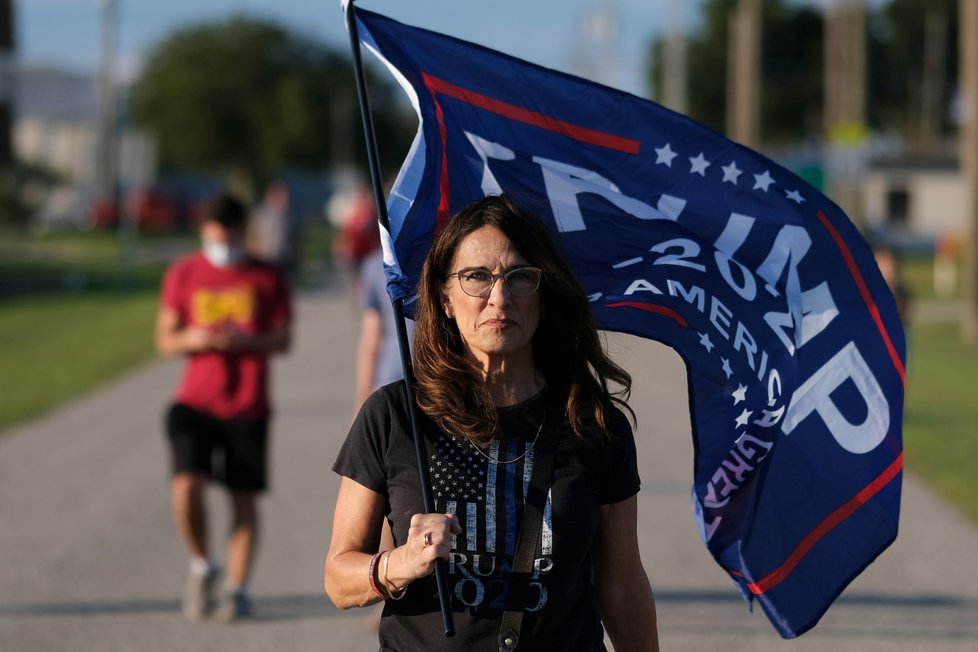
left=353, top=7, right=904, bottom=639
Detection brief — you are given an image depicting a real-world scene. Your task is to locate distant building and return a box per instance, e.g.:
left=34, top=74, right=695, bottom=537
left=16, top=65, right=98, bottom=122
left=13, top=65, right=156, bottom=228
left=861, top=156, right=965, bottom=249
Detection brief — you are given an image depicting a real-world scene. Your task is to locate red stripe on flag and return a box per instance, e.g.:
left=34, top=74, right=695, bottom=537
left=747, top=452, right=903, bottom=595
left=425, top=84, right=452, bottom=230
left=422, top=73, right=641, bottom=154
left=816, top=210, right=906, bottom=385
left=606, top=301, right=688, bottom=328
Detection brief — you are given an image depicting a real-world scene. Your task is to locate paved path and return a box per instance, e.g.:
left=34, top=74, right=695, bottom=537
left=1, top=289, right=976, bottom=651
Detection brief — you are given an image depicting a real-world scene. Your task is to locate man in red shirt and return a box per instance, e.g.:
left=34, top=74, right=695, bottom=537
left=156, top=192, right=292, bottom=622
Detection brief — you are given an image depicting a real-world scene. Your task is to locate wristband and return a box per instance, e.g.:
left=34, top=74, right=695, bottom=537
left=367, top=551, right=386, bottom=599
left=382, top=549, right=407, bottom=600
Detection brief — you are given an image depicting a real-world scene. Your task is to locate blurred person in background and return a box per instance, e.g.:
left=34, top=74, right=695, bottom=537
left=933, top=233, right=960, bottom=300
left=330, top=182, right=381, bottom=306
left=156, top=192, right=293, bottom=622
left=352, top=246, right=414, bottom=417
left=249, top=180, right=298, bottom=277
left=873, top=245, right=911, bottom=325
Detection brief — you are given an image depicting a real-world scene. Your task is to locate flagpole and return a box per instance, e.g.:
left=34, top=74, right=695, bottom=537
left=342, top=0, right=456, bottom=637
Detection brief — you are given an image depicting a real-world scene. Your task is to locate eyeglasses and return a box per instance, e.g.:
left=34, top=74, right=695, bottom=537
left=447, top=266, right=543, bottom=298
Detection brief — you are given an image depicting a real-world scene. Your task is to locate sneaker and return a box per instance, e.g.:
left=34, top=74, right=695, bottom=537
left=214, top=588, right=252, bottom=623
left=182, top=566, right=221, bottom=621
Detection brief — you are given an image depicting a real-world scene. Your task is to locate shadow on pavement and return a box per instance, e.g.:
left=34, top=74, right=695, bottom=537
left=655, top=588, right=977, bottom=609
left=5, top=589, right=974, bottom=618
left=0, top=592, right=356, bottom=623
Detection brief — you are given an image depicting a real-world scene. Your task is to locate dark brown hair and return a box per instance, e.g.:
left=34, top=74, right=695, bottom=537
left=204, top=192, right=248, bottom=230
left=413, top=194, right=633, bottom=443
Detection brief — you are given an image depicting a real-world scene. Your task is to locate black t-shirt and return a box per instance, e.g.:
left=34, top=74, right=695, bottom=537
left=332, top=382, right=641, bottom=652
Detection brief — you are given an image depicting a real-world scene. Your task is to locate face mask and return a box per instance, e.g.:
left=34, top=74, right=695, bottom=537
left=202, top=240, right=245, bottom=267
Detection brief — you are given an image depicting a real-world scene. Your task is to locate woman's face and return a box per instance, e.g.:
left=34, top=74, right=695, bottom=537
left=442, top=225, right=542, bottom=371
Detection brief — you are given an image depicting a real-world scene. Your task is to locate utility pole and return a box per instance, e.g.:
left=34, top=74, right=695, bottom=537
left=94, top=0, right=118, bottom=213
left=662, top=0, right=688, bottom=114
left=572, top=0, right=621, bottom=91
left=95, top=0, right=135, bottom=285
left=920, top=6, right=949, bottom=154
left=823, top=0, right=867, bottom=226
left=727, top=0, right=761, bottom=148
left=0, top=0, right=14, bottom=170
left=960, top=0, right=978, bottom=343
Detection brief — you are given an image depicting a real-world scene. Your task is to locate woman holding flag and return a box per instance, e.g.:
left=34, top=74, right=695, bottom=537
left=325, top=195, right=659, bottom=650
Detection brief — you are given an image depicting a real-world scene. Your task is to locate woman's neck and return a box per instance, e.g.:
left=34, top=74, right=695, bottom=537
left=479, top=358, right=545, bottom=407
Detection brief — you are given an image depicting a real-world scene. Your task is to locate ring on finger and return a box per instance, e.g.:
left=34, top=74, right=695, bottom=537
left=423, top=532, right=432, bottom=547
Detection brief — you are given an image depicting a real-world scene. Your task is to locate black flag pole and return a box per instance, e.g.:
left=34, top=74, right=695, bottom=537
left=342, top=0, right=456, bottom=637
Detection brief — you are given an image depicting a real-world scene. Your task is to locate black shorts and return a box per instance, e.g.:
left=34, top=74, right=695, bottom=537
left=165, top=403, right=270, bottom=492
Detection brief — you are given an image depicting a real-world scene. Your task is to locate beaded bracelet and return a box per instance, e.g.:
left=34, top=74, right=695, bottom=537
left=382, top=549, right=407, bottom=600
left=367, top=551, right=386, bottom=599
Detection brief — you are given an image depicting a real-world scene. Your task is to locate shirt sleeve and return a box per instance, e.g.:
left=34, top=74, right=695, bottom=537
left=332, top=387, right=393, bottom=495
left=359, top=256, right=385, bottom=315
left=598, top=405, right=641, bottom=504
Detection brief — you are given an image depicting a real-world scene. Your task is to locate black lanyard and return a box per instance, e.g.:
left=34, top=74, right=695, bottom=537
left=497, top=406, right=560, bottom=652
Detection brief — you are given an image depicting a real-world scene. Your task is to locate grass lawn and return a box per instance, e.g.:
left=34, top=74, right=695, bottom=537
left=0, top=228, right=177, bottom=430
left=0, top=291, right=160, bottom=430
left=903, top=320, right=978, bottom=524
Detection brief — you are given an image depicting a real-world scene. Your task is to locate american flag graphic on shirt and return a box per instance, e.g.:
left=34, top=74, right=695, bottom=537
left=431, top=433, right=554, bottom=558
left=429, top=430, right=554, bottom=612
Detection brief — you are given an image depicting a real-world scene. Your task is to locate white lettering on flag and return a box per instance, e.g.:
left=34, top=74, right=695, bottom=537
left=782, top=342, right=889, bottom=454
left=464, top=131, right=514, bottom=195
left=533, top=156, right=686, bottom=232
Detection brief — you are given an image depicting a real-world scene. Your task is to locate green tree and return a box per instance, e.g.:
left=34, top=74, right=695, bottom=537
left=867, top=0, right=958, bottom=145
left=648, top=0, right=824, bottom=145
left=129, top=16, right=413, bottom=195
left=651, top=0, right=960, bottom=148
left=762, top=2, right=823, bottom=142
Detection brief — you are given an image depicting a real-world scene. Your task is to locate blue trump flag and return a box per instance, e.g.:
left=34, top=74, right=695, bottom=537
left=353, top=7, right=904, bottom=639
